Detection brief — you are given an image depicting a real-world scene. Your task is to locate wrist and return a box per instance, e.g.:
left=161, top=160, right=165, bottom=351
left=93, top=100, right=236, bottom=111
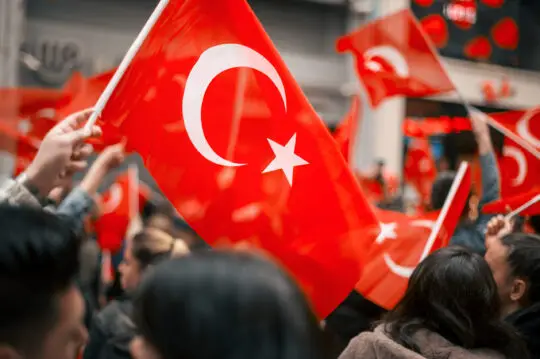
left=19, top=166, right=52, bottom=198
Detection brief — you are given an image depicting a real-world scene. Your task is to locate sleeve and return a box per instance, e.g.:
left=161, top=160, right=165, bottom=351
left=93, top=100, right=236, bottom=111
left=478, top=152, right=500, bottom=206
left=0, top=178, right=42, bottom=207
left=56, top=187, right=96, bottom=232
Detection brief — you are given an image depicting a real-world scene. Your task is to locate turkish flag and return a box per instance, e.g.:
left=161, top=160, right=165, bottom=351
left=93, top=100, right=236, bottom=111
left=336, top=9, right=455, bottom=108
left=357, top=162, right=471, bottom=309
left=0, top=121, right=40, bottom=176
left=499, top=138, right=540, bottom=198
left=483, top=187, right=540, bottom=216
left=404, top=137, right=437, bottom=205
left=487, top=108, right=540, bottom=156
left=0, top=87, right=70, bottom=118
left=333, top=95, right=361, bottom=164
left=94, top=169, right=151, bottom=253
left=98, top=0, right=379, bottom=318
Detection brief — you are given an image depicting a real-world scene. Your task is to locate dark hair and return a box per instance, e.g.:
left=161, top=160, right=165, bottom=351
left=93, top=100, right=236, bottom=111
left=384, top=247, right=528, bottom=359
left=529, top=215, right=540, bottom=235
left=430, top=171, right=471, bottom=214
left=133, top=251, right=326, bottom=359
left=131, top=228, right=189, bottom=269
left=501, top=233, right=540, bottom=304
left=0, top=204, right=81, bottom=353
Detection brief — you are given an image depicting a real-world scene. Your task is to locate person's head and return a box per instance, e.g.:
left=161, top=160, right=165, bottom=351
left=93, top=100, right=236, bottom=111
left=130, top=251, right=325, bottom=359
left=430, top=171, right=472, bottom=217
left=0, top=205, right=85, bottom=359
left=485, top=232, right=540, bottom=316
left=530, top=215, right=540, bottom=234
left=119, top=228, right=189, bottom=292
left=142, top=203, right=176, bottom=236
left=385, top=247, right=526, bottom=358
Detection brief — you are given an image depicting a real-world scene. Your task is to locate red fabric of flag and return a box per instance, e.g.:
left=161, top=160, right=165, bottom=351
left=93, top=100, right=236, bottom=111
left=404, top=137, right=437, bottom=205
left=499, top=138, right=540, bottom=198
left=357, top=163, right=471, bottom=309
left=333, top=95, right=361, bottom=164
left=98, top=0, right=379, bottom=318
left=336, top=9, right=454, bottom=108
left=94, top=172, right=150, bottom=253
left=482, top=186, right=540, bottom=216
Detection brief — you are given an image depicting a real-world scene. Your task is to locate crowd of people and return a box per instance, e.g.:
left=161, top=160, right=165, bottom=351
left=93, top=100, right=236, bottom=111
left=0, top=107, right=539, bottom=359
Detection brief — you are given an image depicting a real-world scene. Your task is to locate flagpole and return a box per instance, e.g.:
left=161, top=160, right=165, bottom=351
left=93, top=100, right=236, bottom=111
left=84, top=0, right=170, bottom=131
left=505, top=194, right=540, bottom=220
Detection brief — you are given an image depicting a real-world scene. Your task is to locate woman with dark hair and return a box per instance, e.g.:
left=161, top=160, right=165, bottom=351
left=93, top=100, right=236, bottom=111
left=84, top=229, right=189, bottom=359
left=130, top=251, right=326, bottom=359
left=340, top=247, right=528, bottom=359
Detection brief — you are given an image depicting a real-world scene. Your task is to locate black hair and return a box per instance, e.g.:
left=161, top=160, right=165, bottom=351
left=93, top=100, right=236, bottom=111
left=501, top=233, right=540, bottom=304
left=430, top=171, right=471, bottom=215
left=529, top=215, right=540, bottom=235
left=384, top=247, right=528, bottom=359
left=133, top=251, right=326, bottom=359
left=0, top=204, right=81, bottom=353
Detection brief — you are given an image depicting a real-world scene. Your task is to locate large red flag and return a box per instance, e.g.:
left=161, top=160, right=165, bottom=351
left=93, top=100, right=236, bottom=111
left=499, top=137, right=539, bottom=197
left=357, top=162, right=471, bottom=309
left=94, top=169, right=150, bottom=253
left=483, top=187, right=540, bottom=216
left=404, top=137, right=437, bottom=206
left=333, top=95, right=361, bottom=164
left=488, top=108, right=540, bottom=157
left=336, top=9, right=455, bottom=108
left=97, top=0, right=379, bottom=318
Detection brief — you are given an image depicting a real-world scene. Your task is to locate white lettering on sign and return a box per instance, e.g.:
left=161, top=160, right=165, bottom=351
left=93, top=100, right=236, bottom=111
left=443, top=3, right=477, bottom=25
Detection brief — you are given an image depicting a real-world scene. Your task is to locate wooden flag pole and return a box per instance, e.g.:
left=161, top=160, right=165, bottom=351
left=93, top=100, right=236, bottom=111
left=84, top=0, right=170, bottom=131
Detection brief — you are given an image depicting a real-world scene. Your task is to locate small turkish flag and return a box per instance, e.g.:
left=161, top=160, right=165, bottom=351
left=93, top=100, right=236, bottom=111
left=499, top=138, right=540, bottom=198
left=336, top=9, right=455, bottom=108
left=94, top=169, right=151, bottom=254
left=333, top=95, right=361, bottom=164
left=98, top=0, right=379, bottom=318
left=357, top=162, right=471, bottom=309
left=404, top=137, right=437, bottom=205
left=483, top=187, right=540, bottom=216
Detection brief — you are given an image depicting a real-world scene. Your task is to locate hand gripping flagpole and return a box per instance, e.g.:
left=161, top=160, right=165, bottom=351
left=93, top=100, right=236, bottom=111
left=84, top=0, right=170, bottom=132
left=505, top=194, right=540, bottom=221
left=410, top=10, right=540, bottom=160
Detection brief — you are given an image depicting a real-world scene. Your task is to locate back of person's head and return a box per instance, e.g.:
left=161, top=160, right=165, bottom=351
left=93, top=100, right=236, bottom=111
left=119, top=228, right=189, bottom=292
left=530, top=215, right=540, bottom=235
left=131, top=228, right=189, bottom=268
left=131, top=251, right=325, bottom=359
left=501, top=233, right=540, bottom=305
left=430, top=171, right=456, bottom=210
left=385, top=246, right=527, bottom=359
left=0, top=204, right=84, bottom=359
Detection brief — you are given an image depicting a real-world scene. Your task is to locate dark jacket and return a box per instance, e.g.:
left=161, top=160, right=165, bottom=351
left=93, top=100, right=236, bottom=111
left=83, top=298, right=135, bottom=359
left=506, top=303, right=540, bottom=359
left=450, top=153, right=500, bottom=256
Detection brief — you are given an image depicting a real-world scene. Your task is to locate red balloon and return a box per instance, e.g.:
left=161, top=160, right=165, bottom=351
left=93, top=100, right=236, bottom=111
left=420, top=14, right=449, bottom=48
left=491, top=17, right=519, bottom=50
left=464, top=36, right=492, bottom=60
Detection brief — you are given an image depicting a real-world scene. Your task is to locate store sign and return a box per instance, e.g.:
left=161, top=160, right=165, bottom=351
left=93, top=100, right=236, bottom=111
left=443, top=0, right=477, bottom=28
left=20, top=40, right=83, bottom=86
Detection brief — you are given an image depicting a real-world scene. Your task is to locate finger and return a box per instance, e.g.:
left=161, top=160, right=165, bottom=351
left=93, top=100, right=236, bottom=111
left=55, top=108, right=95, bottom=132
left=72, top=144, right=94, bottom=160
left=64, top=125, right=102, bottom=145
left=65, top=160, right=88, bottom=173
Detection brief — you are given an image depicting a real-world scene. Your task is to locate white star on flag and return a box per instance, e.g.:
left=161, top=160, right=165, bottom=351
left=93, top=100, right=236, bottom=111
left=375, top=222, right=398, bottom=244
left=262, top=133, right=309, bottom=186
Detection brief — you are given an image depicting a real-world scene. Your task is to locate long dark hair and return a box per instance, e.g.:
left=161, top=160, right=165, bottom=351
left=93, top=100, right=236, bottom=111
left=133, top=251, right=326, bottom=359
left=384, top=247, right=528, bottom=359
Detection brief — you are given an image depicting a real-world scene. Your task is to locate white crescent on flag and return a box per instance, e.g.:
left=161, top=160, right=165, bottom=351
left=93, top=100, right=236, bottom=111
left=516, top=110, right=540, bottom=149
left=503, top=145, right=527, bottom=186
left=383, top=219, right=435, bottom=278
left=364, top=45, right=409, bottom=78
left=182, top=43, right=287, bottom=167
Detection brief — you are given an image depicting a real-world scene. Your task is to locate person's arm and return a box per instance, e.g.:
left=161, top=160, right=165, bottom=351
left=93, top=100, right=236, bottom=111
left=469, top=108, right=500, bottom=206
left=0, top=178, right=42, bottom=207
left=57, top=144, right=125, bottom=231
